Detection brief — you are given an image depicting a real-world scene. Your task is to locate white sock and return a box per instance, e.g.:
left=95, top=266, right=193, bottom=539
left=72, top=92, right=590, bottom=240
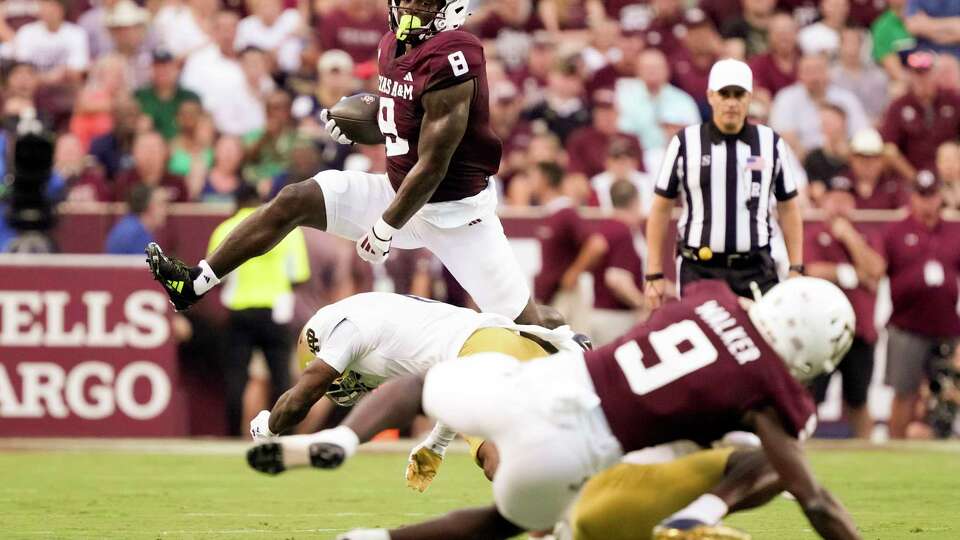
left=192, top=260, right=220, bottom=295
left=314, top=426, right=361, bottom=458
left=336, top=529, right=390, bottom=540
left=669, top=494, right=728, bottom=525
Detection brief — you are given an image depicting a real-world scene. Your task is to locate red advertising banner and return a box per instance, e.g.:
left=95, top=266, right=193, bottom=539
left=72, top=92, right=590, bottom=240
left=0, top=255, right=187, bottom=436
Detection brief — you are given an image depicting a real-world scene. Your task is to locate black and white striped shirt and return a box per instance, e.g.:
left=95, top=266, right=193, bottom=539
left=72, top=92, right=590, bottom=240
left=654, top=122, right=799, bottom=254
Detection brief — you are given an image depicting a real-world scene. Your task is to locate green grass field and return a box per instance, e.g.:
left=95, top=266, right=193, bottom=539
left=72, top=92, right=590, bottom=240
left=2, top=442, right=958, bottom=539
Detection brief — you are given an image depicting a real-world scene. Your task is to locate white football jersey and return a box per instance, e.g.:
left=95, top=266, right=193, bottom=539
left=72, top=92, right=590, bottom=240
left=300, top=293, right=577, bottom=388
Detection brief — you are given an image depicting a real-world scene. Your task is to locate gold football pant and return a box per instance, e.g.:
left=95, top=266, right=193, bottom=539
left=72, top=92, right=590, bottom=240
left=570, top=448, right=734, bottom=540
left=456, top=327, right=551, bottom=463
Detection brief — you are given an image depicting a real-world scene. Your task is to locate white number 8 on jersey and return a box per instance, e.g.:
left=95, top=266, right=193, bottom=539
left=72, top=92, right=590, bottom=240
left=448, top=51, right=469, bottom=76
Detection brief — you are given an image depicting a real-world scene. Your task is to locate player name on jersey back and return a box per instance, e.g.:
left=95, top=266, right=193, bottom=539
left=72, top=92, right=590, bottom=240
left=693, top=300, right=761, bottom=365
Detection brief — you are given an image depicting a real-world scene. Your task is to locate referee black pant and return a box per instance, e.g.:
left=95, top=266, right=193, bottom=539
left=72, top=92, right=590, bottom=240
left=221, top=308, right=293, bottom=436
left=678, top=249, right=779, bottom=299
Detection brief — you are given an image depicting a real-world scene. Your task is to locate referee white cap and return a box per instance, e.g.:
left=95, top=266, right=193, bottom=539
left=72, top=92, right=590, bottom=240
left=708, top=59, right=753, bottom=93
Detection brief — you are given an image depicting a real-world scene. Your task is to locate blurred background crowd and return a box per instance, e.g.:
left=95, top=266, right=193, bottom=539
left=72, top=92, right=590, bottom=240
left=1, top=0, right=959, bottom=440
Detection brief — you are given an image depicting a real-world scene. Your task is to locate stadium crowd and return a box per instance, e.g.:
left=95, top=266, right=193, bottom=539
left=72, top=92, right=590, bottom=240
left=1, top=0, right=959, bottom=439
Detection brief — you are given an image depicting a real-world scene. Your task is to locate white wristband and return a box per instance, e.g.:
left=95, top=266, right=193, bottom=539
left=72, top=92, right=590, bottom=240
left=835, top=263, right=859, bottom=290
left=425, top=422, right=457, bottom=454
left=373, top=217, right=399, bottom=241
left=670, top=494, right=729, bottom=525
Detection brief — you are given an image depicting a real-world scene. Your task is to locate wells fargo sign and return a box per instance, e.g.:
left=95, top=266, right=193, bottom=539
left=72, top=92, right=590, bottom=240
left=0, top=255, right=187, bottom=436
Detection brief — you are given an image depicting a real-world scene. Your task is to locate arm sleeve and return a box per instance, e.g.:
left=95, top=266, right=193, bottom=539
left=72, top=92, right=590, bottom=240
left=653, top=134, right=683, bottom=199
left=871, top=23, right=892, bottom=62
left=425, top=34, right=484, bottom=92
left=316, top=318, right=363, bottom=374
left=773, top=136, right=799, bottom=201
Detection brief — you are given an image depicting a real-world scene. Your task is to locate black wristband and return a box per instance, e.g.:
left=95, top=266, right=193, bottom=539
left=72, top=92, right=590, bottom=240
left=789, top=264, right=805, bottom=275
left=645, top=272, right=664, bottom=281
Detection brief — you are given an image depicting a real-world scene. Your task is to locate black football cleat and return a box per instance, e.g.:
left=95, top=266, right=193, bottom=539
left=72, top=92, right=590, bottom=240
left=308, top=442, right=346, bottom=469
left=144, top=242, right=203, bottom=312
left=247, top=442, right=285, bottom=475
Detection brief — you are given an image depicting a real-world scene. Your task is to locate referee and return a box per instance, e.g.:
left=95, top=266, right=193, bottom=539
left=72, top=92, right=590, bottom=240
left=644, top=59, right=804, bottom=309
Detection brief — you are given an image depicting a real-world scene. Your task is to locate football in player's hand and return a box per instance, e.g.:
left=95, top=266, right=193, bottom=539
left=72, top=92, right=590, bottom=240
left=328, top=93, right=384, bottom=145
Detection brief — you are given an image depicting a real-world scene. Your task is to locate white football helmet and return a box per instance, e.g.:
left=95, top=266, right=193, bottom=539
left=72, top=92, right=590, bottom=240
left=747, top=277, right=855, bottom=382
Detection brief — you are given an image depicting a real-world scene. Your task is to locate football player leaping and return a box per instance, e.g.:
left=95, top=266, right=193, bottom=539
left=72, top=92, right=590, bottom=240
left=246, top=292, right=584, bottom=490
left=145, top=0, right=543, bottom=325
left=248, top=278, right=862, bottom=540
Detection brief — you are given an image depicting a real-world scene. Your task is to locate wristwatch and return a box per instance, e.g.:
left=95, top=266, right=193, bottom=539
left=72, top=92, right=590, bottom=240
left=789, top=264, right=805, bottom=275
left=645, top=272, right=664, bottom=281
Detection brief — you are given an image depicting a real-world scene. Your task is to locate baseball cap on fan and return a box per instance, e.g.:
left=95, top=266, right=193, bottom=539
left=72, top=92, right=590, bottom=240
left=708, top=59, right=753, bottom=93
left=106, top=0, right=150, bottom=27
left=850, top=128, right=884, bottom=156
left=913, top=169, right=942, bottom=196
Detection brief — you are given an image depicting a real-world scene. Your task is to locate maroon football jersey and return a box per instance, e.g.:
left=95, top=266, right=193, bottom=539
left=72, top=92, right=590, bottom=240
left=585, top=280, right=817, bottom=451
left=375, top=30, right=501, bottom=202
left=881, top=215, right=960, bottom=338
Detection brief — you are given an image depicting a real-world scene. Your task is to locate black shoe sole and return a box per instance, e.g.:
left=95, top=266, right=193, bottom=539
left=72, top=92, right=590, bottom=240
left=247, top=442, right=285, bottom=475
left=309, top=442, right=346, bottom=469
left=144, top=243, right=163, bottom=279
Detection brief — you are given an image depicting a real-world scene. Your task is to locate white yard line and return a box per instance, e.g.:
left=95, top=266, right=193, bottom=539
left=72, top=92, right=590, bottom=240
left=0, top=437, right=957, bottom=455
left=159, top=528, right=346, bottom=535
left=0, top=438, right=469, bottom=455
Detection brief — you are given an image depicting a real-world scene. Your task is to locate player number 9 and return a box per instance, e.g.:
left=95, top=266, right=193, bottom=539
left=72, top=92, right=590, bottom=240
left=613, top=320, right=718, bottom=395
left=378, top=97, right=410, bottom=157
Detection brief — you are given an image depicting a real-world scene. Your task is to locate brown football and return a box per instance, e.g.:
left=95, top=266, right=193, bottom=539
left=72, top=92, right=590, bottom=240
left=328, top=93, right=383, bottom=145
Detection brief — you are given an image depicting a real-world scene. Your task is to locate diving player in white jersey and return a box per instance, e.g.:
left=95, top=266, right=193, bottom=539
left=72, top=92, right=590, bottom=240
left=247, top=292, right=581, bottom=490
